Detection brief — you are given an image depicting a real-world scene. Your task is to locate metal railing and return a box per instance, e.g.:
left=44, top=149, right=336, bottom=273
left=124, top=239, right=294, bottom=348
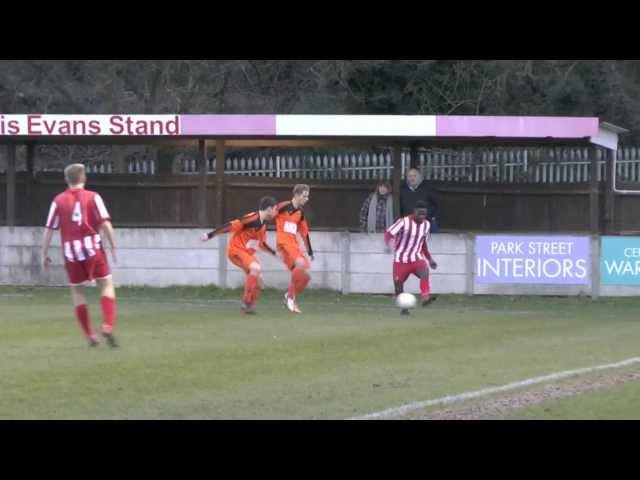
left=173, top=146, right=640, bottom=183
left=4, top=145, right=640, bottom=183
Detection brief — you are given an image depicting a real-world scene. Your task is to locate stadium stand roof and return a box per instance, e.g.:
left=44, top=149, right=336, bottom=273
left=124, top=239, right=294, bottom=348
left=0, top=114, right=628, bottom=148
left=1, top=114, right=629, bottom=232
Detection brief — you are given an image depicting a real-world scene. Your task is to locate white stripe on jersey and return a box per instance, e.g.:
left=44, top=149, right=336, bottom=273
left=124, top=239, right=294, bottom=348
left=406, top=220, right=425, bottom=263
left=402, top=221, right=416, bottom=263
left=394, top=217, right=411, bottom=262
left=388, top=217, right=405, bottom=236
left=400, top=219, right=416, bottom=263
left=393, top=217, right=431, bottom=264
left=409, top=221, right=428, bottom=262
left=73, top=240, right=86, bottom=261
left=63, top=235, right=102, bottom=262
left=45, top=202, right=59, bottom=229
left=94, top=194, right=110, bottom=220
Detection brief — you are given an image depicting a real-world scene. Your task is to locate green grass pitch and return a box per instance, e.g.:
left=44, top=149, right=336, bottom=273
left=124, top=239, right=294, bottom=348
left=2, top=285, right=640, bottom=419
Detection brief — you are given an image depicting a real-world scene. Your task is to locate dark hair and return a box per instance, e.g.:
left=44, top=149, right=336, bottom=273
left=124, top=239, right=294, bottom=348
left=414, top=200, right=428, bottom=210
left=376, top=181, right=391, bottom=191
left=259, top=196, right=277, bottom=211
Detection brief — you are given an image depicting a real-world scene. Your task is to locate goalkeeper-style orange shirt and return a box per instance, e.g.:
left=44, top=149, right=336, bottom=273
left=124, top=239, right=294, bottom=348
left=274, top=201, right=313, bottom=255
left=220, top=212, right=275, bottom=256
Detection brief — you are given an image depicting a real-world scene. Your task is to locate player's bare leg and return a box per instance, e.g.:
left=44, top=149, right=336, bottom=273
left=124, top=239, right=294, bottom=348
left=285, top=257, right=309, bottom=314
left=242, top=262, right=262, bottom=315
left=70, top=284, right=99, bottom=346
left=415, top=268, right=436, bottom=307
left=96, top=276, right=118, bottom=348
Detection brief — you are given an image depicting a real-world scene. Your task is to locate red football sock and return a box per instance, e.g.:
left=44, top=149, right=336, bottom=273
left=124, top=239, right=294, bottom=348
left=74, top=304, right=94, bottom=339
left=101, top=296, right=116, bottom=334
left=420, top=278, right=431, bottom=299
left=252, top=277, right=262, bottom=304
left=244, top=274, right=258, bottom=305
left=293, top=267, right=310, bottom=296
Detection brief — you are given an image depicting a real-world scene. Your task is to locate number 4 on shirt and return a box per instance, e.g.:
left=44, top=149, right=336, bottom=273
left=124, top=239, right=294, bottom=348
left=72, top=201, right=82, bottom=226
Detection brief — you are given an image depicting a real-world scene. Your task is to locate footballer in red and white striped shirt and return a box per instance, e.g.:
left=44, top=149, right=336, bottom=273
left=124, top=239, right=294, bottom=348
left=41, top=163, right=119, bottom=347
left=384, top=200, right=438, bottom=314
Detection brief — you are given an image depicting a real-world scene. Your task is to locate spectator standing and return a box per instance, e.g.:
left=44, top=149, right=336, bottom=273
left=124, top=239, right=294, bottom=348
left=400, top=168, right=440, bottom=232
left=359, top=181, right=394, bottom=233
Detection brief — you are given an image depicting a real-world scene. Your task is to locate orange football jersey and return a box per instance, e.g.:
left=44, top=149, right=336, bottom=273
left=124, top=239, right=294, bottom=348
left=274, top=201, right=312, bottom=255
left=221, top=212, right=275, bottom=255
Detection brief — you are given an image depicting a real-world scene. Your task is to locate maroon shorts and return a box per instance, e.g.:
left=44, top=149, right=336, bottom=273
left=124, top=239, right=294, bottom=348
left=393, top=260, right=428, bottom=284
left=65, top=249, right=111, bottom=285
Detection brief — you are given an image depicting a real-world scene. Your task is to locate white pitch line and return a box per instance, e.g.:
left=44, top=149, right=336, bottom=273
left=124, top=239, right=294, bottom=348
left=349, top=356, right=640, bottom=420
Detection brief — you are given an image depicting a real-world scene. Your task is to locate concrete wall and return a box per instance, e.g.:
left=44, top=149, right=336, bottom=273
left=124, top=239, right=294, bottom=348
left=347, top=233, right=468, bottom=294
left=599, top=285, right=640, bottom=297
left=0, top=227, right=221, bottom=288
left=1, top=227, right=639, bottom=297
left=0, top=227, right=465, bottom=293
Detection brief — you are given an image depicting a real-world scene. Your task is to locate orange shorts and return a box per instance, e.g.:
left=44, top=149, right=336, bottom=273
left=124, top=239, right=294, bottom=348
left=228, top=248, right=258, bottom=274
left=277, top=243, right=310, bottom=271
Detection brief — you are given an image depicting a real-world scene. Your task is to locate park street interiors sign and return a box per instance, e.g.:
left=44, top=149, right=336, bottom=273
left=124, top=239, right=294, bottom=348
left=475, top=236, right=590, bottom=285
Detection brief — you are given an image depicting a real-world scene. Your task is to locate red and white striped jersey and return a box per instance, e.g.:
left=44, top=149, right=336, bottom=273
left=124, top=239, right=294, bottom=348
left=45, top=188, right=111, bottom=262
left=385, top=215, right=431, bottom=264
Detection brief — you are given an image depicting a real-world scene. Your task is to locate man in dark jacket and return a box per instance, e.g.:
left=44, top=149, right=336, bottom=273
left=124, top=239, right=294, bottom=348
left=400, top=168, right=440, bottom=232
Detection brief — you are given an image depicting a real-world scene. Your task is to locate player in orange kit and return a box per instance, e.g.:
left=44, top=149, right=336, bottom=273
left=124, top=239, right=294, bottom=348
left=274, top=184, right=314, bottom=314
left=201, top=196, right=277, bottom=314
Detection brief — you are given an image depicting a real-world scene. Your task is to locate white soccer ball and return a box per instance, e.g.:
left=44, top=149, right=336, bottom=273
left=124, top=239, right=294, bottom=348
left=395, top=292, right=417, bottom=309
